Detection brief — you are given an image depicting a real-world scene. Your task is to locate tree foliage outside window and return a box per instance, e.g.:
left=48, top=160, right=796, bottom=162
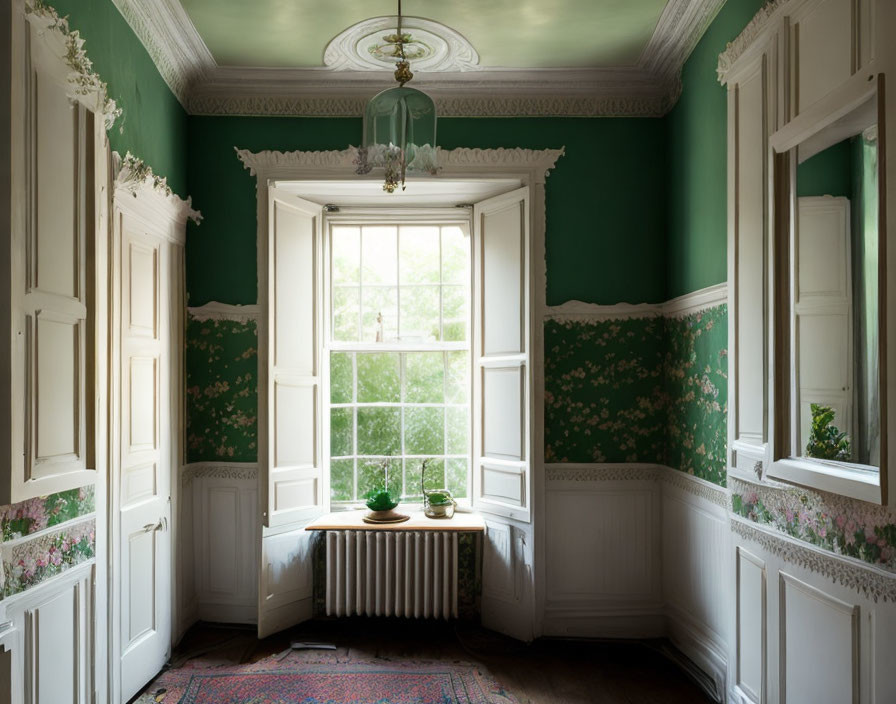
left=329, top=224, right=471, bottom=503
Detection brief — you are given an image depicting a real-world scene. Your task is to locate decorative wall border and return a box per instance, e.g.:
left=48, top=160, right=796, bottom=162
left=545, top=282, right=728, bottom=322
left=25, top=0, right=122, bottom=128
left=188, top=302, right=260, bottom=323
left=731, top=516, right=896, bottom=603
left=113, top=151, right=202, bottom=226
left=110, top=0, right=726, bottom=117
left=181, top=462, right=259, bottom=484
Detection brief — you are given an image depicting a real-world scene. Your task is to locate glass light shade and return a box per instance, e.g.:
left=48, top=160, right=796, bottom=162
left=355, top=85, right=438, bottom=192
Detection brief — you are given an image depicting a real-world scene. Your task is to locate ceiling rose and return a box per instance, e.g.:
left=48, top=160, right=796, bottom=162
left=324, top=16, right=479, bottom=72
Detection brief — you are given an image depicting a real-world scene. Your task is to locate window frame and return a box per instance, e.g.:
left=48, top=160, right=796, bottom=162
left=322, top=209, right=474, bottom=508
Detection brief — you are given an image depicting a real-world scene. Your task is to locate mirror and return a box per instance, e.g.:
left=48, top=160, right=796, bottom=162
left=790, top=92, right=880, bottom=470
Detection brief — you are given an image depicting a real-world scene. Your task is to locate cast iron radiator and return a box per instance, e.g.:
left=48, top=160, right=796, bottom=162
left=324, top=530, right=459, bottom=619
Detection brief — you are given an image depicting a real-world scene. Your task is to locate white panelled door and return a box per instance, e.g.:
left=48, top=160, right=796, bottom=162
left=257, top=188, right=326, bottom=638
left=117, top=211, right=172, bottom=702
left=472, top=186, right=535, bottom=641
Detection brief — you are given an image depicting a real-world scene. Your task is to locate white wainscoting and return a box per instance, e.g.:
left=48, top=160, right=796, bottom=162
left=662, top=473, right=732, bottom=699
left=2, top=562, right=95, bottom=704
left=542, top=465, right=663, bottom=638
left=730, top=519, right=896, bottom=704
left=184, top=463, right=259, bottom=624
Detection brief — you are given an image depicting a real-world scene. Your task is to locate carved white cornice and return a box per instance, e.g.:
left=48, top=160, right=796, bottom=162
left=113, top=151, right=202, bottom=227
left=731, top=517, right=896, bottom=603
left=662, top=467, right=730, bottom=509
left=717, top=0, right=789, bottom=85
left=236, top=146, right=564, bottom=184
left=545, top=282, right=727, bottom=323
left=188, top=302, right=260, bottom=323
left=181, top=462, right=259, bottom=484
left=109, top=0, right=214, bottom=107
left=104, top=0, right=732, bottom=117
left=25, top=0, right=122, bottom=128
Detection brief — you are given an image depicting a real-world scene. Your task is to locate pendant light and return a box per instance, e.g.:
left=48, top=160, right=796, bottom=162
left=354, top=0, right=438, bottom=192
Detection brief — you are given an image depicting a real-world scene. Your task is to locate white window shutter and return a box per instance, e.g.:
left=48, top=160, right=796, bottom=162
left=263, top=187, right=328, bottom=528
left=472, top=186, right=532, bottom=522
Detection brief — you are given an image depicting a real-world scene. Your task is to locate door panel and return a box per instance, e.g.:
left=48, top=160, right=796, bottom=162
left=257, top=188, right=326, bottom=638
left=117, top=215, right=171, bottom=703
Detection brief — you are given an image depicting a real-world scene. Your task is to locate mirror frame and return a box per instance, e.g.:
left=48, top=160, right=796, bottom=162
left=769, top=72, right=888, bottom=504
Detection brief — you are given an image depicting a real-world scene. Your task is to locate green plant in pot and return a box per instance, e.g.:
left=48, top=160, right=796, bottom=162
left=806, top=403, right=852, bottom=461
left=362, top=458, right=407, bottom=523
left=421, top=458, right=456, bottom=519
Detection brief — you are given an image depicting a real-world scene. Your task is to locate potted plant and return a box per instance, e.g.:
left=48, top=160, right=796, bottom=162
left=420, top=458, right=457, bottom=519
left=806, top=403, right=852, bottom=461
left=362, top=458, right=408, bottom=523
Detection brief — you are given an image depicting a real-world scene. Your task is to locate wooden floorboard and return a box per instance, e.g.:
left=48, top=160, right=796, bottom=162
left=160, top=619, right=714, bottom=704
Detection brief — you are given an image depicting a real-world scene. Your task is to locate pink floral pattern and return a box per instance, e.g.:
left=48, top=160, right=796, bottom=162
left=2, top=520, right=96, bottom=596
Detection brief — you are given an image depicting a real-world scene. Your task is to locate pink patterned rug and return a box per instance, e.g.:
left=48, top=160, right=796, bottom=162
left=135, top=650, right=518, bottom=704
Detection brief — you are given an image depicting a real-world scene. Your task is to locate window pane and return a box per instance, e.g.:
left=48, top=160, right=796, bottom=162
left=442, top=285, right=468, bottom=342
left=330, top=408, right=353, bottom=457
left=445, top=351, right=470, bottom=404
left=399, top=285, right=439, bottom=342
left=422, top=458, right=446, bottom=491
left=358, top=457, right=398, bottom=497
left=399, top=226, right=440, bottom=284
left=404, top=407, right=444, bottom=455
left=357, top=407, right=401, bottom=455
left=330, top=459, right=354, bottom=501
left=405, top=352, right=444, bottom=403
left=332, top=226, right=360, bottom=284
left=357, top=353, right=400, bottom=402
left=332, top=287, right=360, bottom=341
left=441, top=225, right=469, bottom=284
left=447, top=406, right=469, bottom=455
left=361, top=226, right=397, bottom=285
left=330, top=352, right=353, bottom=403
left=404, top=459, right=423, bottom=501
left=361, top=286, right=398, bottom=342
left=447, top=458, right=468, bottom=498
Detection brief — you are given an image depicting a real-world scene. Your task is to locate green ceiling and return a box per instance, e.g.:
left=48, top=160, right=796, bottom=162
left=179, top=0, right=669, bottom=69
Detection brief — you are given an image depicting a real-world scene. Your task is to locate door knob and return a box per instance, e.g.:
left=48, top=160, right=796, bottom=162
left=143, top=519, right=164, bottom=533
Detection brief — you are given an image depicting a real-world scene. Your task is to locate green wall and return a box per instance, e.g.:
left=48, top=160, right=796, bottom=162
left=796, top=138, right=852, bottom=197
left=664, top=0, right=766, bottom=299
left=185, top=117, right=668, bottom=307
left=50, top=0, right=188, bottom=195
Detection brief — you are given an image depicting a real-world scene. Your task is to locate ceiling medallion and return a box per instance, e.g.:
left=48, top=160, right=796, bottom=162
left=353, top=0, right=439, bottom=193
left=324, top=16, right=479, bottom=73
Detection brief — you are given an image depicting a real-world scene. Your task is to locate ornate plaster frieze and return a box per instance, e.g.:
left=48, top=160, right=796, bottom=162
left=662, top=467, right=730, bottom=509
left=324, top=16, right=478, bottom=72
left=717, top=0, right=788, bottom=84
left=731, top=517, right=896, bottom=603
left=113, top=151, right=202, bottom=225
left=24, top=0, right=122, bottom=128
left=544, top=283, right=728, bottom=323
left=188, top=302, right=260, bottom=323
left=545, top=463, right=661, bottom=483
left=236, top=146, right=564, bottom=182
left=641, top=0, right=727, bottom=83
left=181, top=462, right=259, bottom=484
left=109, top=0, right=214, bottom=107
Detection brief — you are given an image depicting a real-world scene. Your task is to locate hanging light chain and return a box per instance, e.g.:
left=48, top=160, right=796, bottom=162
left=393, top=0, right=413, bottom=85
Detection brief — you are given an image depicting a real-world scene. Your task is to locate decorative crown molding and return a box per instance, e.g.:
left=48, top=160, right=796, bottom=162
left=109, top=0, right=214, bottom=107
left=113, top=151, right=202, bottom=225
left=25, top=0, right=122, bottom=128
left=236, top=146, right=564, bottom=183
left=717, top=0, right=788, bottom=85
left=731, top=517, right=896, bottom=603
left=105, top=0, right=732, bottom=117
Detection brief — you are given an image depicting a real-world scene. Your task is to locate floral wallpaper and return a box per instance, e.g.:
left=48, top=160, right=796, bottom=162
left=544, top=316, right=666, bottom=463
left=543, top=305, right=729, bottom=485
left=664, top=306, right=728, bottom=486
left=186, top=315, right=258, bottom=462
left=3, top=520, right=96, bottom=597
left=1, top=485, right=95, bottom=541
left=1, top=486, right=97, bottom=597
left=731, top=477, right=896, bottom=572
